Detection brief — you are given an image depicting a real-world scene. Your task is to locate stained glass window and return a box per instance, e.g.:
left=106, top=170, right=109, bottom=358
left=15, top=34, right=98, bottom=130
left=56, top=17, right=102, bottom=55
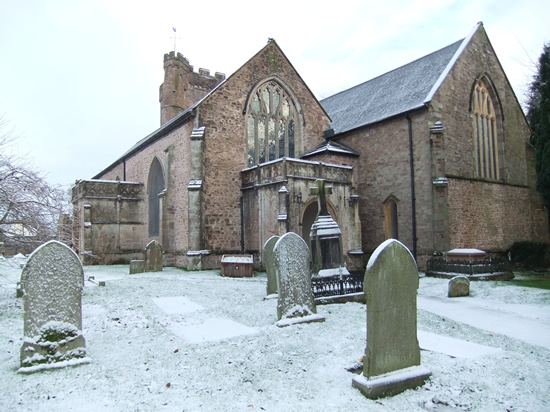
left=246, top=81, right=300, bottom=166
left=472, top=78, right=500, bottom=180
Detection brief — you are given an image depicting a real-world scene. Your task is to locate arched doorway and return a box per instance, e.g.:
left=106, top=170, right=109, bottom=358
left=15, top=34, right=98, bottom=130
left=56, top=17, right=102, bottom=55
left=301, top=201, right=318, bottom=247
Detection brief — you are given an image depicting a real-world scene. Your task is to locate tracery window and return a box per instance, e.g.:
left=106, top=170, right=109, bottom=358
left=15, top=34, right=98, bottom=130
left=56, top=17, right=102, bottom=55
left=246, top=81, right=299, bottom=167
left=472, top=78, right=501, bottom=180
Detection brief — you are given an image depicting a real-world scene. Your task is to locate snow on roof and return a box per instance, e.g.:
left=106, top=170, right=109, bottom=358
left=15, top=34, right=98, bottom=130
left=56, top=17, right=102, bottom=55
left=320, top=38, right=465, bottom=134
left=448, top=248, right=486, bottom=255
left=221, top=255, right=253, bottom=264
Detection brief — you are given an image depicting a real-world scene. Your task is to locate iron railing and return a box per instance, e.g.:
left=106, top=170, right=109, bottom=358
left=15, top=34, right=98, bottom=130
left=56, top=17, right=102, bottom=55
left=426, top=257, right=510, bottom=276
left=311, top=272, right=364, bottom=298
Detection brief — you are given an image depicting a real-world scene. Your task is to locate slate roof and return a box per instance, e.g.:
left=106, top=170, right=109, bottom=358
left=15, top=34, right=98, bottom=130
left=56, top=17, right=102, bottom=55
left=320, top=39, right=465, bottom=134
left=301, top=139, right=360, bottom=158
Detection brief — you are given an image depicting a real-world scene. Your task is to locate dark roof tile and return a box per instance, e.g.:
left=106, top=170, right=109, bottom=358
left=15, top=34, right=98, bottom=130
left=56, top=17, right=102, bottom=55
left=320, top=39, right=464, bottom=134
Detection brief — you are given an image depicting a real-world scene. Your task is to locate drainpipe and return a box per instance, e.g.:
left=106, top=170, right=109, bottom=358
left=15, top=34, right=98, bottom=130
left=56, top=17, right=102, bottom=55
left=123, top=159, right=127, bottom=181
left=406, top=114, right=417, bottom=260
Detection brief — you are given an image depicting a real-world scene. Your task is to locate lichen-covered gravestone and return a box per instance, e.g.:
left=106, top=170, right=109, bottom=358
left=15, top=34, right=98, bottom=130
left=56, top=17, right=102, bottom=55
left=144, top=240, right=163, bottom=272
left=448, top=276, right=470, bottom=297
left=19, top=241, right=90, bottom=373
left=352, top=239, right=431, bottom=398
left=263, top=236, right=280, bottom=297
left=274, top=232, right=325, bottom=327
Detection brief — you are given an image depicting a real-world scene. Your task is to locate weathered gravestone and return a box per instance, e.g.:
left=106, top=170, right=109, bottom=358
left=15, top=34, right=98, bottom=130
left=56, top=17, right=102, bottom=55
left=129, top=240, right=163, bottom=274
left=129, top=259, right=145, bottom=274
left=144, top=240, right=163, bottom=272
left=263, top=235, right=280, bottom=297
left=19, top=241, right=90, bottom=373
left=352, top=239, right=431, bottom=398
left=448, top=276, right=470, bottom=297
left=274, top=232, right=325, bottom=327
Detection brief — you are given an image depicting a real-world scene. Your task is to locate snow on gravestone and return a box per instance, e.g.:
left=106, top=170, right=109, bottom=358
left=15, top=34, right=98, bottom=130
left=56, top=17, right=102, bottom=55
left=274, top=232, right=325, bottom=327
left=19, top=241, right=90, bottom=373
left=263, top=235, right=279, bottom=297
left=448, top=276, right=470, bottom=297
left=144, top=240, right=163, bottom=272
left=352, top=239, right=431, bottom=399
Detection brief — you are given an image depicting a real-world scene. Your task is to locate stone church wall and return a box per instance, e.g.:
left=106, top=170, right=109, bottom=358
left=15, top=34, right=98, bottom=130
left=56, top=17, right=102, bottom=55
left=94, top=119, right=195, bottom=267
left=429, top=26, right=548, bottom=250
left=447, top=178, right=536, bottom=250
left=195, top=41, right=330, bottom=268
left=72, top=180, right=144, bottom=265
left=334, top=113, right=427, bottom=264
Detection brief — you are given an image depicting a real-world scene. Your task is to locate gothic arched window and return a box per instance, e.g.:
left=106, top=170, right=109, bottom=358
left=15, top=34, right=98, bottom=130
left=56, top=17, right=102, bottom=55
left=471, top=77, right=502, bottom=180
left=148, top=157, right=165, bottom=237
left=383, top=196, right=399, bottom=240
left=246, top=80, right=301, bottom=167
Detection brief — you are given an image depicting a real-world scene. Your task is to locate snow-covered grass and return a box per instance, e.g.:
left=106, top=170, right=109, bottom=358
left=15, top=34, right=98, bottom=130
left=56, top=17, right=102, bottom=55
left=0, top=258, right=549, bottom=411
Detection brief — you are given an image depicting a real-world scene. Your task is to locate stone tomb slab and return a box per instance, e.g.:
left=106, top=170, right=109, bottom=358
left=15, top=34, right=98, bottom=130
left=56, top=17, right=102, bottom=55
left=274, top=232, right=325, bottom=327
left=352, top=239, right=430, bottom=398
left=19, top=241, right=90, bottom=373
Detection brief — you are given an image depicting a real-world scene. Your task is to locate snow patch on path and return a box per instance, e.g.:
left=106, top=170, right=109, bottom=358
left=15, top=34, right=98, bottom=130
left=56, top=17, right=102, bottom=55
left=153, top=296, right=203, bottom=314
left=418, top=294, right=550, bottom=350
left=168, top=318, right=258, bottom=343
left=419, top=330, right=503, bottom=359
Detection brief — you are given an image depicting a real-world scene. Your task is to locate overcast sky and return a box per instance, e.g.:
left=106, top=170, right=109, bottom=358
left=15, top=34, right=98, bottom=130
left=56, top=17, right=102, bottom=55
left=1, top=0, right=548, bottom=188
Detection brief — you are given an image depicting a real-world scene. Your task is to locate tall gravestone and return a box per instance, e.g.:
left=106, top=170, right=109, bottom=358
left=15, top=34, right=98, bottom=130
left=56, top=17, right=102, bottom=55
left=274, top=232, right=325, bottom=327
left=263, top=236, right=279, bottom=297
left=144, top=240, right=163, bottom=272
left=352, top=239, right=431, bottom=398
left=19, top=241, right=90, bottom=372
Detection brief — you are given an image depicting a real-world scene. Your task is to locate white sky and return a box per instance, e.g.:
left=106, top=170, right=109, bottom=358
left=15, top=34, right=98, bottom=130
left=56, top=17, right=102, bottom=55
left=1, top=0, right=548, bottom=187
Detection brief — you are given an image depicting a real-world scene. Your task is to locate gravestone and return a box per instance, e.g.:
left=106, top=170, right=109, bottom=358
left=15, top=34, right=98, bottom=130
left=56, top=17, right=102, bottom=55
left=263, top=236, right=280, bottom=297
left=274, top=232, right=325, bottom=327
left=144, top=240, right=163, bottom=272
left=129, top=259, right=145, bottom=274
left=448, top=276, right=470, bottom=297
left=19, top=241, right=90, bottom=372
left=352, top=239, right=431, bottom=398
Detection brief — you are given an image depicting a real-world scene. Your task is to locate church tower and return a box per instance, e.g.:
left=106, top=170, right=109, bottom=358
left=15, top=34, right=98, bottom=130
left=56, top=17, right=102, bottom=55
left=159, top=51, right=225, bottom=125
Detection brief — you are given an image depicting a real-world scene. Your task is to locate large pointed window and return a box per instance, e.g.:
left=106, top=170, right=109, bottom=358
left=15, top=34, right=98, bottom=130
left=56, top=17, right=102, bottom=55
left=148, top=157, right=165, bottom=237
left=471, top=77, right=502, bottom=180
left=246, top=81, right=300, bottom=167
left=383, top=196, right=399, bottom=240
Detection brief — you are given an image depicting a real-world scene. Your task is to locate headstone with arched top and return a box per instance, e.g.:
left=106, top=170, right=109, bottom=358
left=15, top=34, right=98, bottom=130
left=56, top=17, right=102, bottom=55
left=144, top=240, right=163, bottom=272
left=19, top=241, right=90, bottom=372
left=274, top=232, right=324, bottom=327
left=352, top=239, right=431, bottom=398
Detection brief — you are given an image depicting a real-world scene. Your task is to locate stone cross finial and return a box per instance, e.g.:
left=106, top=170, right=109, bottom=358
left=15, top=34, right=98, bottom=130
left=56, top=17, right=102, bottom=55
left=309, top=179, right=332, bottom=217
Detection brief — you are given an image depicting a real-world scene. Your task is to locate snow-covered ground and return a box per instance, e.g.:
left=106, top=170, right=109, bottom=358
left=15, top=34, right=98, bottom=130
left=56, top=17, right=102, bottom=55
left=0, top=257, right=549, bottom=411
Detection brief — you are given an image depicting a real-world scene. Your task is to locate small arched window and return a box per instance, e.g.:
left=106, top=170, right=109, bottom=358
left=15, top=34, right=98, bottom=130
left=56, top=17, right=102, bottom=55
left=383, top=196, right=399, bottom=240
left=148, top=157, right=165, bottom=237
left=246, top=80, right=301, bottom=167
left=471, top=77, right=502, bottom=180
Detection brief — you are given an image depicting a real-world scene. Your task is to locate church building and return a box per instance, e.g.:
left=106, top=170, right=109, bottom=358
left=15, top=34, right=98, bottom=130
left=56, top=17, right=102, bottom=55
left=72, top=22, right=549, bottom=270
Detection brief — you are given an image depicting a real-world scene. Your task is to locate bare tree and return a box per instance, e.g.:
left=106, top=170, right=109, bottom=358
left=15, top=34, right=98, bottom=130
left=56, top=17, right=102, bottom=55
left=0, top=115, right=70, bottom=253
